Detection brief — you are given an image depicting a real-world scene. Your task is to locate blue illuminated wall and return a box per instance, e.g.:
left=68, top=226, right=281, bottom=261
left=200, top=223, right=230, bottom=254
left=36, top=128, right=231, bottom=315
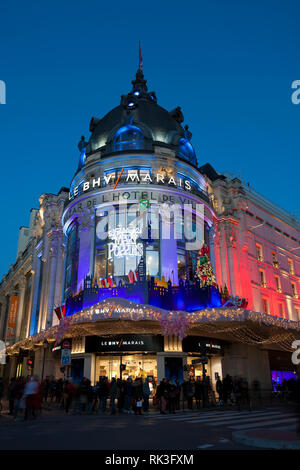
left=65, top=278, right=222, bottom=316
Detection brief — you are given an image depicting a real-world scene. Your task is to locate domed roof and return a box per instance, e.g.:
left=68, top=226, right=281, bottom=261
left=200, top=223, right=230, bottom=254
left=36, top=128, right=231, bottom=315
left=84, top=69, right=198, bottom=167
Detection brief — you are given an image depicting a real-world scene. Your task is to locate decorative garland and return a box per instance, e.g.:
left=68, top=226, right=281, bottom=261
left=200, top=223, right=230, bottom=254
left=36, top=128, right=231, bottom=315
left=6, top=297, right=300, bottom=354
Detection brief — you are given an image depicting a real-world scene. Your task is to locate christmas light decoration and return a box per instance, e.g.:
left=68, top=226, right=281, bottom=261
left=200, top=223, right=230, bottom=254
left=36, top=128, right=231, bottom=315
left=6, top=297, right=300, bottom=356
left=195, top=244, right=216, bottom=287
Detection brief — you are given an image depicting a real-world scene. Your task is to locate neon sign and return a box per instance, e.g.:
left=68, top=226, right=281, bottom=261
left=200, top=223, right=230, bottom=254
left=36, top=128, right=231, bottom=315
left=107, top=226, right=143, bottom=259
left=69, top=169, right=192, bottom=200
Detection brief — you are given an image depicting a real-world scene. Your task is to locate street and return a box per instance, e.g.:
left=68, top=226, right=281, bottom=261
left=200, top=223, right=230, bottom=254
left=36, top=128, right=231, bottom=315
left=0, top=405, right=298, bottom=450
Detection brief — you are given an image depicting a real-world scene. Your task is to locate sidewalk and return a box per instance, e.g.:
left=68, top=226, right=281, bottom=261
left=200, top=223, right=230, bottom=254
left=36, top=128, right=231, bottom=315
left=232, top=428, right=300, bottom=450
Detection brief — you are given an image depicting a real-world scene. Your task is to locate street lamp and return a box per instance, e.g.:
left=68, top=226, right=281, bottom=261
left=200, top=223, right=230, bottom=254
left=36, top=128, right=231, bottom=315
left=41, top=339, right=48, bottom=382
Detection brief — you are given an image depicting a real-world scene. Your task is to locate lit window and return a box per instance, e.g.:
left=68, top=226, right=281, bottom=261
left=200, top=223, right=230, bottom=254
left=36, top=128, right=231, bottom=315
left=259, top=269, right=267, bottom=288
left=291, top=282, right=298, bottom=298
left=262, top=298, right=269, bottom=314
left=275, top=275, right=282, bottom=293
left=296, top=309, right=300, bottom=322
left=288, top=259, right=295, bottom=275
left=113, top=125, right=144, bottom=152
left=256, top=244, right=263, bottom=262
left=278, top=303, right=284, bottom=317
left=272, top=251, right=279, bottom=268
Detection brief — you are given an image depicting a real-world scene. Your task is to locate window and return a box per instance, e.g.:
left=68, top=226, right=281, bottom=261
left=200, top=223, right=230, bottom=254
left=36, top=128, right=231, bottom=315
left=296, top=309, right=300, bottom=322
left=259, top=269, right=267, bottom=288
left=113, top=125, right=144, bottom=152
left=256, top=244, right=263, bottom=261
left=64, top=222, right=79, bottom=299
left=262, top=298, right=269, bottom=314
left=278, top=303, right=284, bottom=318
left=291, top=282, right=298, bottom=299
left=274, top=275, right=282, bottom=293
left=177, top=248, right=187, bottom=280
left=272, top=251, right=279, bottom=268
left=288, top=259, right=295, bottom=275
left=94, top=205, right=143, bottom=281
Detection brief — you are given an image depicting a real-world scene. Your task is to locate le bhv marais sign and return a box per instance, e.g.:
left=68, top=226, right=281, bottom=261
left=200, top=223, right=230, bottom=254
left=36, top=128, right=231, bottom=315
left=69, top=169, right=193, bottom=200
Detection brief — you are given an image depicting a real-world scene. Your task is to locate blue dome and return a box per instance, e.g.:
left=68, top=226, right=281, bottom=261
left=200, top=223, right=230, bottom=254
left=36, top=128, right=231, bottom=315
left=113, top=124, right=144, bottom=152
left=178, top=138, right=197, bottom=165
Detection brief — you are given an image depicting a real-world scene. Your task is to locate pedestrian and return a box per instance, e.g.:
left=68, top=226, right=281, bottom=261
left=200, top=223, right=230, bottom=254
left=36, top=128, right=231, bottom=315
left=98, top=376, right=109, bottom=413
left=142, top=378, right=151, bottom=413
left=117, top=378, right=125, bottom=413
left=132, top=378, right=143, bottom=415
left=23, top=375, right=40, bottom=420
left=109, top=377, right=119, bottom=415
left=55, top=378, right=63, bottom=406
left=222, top=374, right=233, bottom=406
left=79, top=377, right=89, bottom=414
left=156, top=379, right=168, bottom=414
left=168, top=383, right=177, bottom=414
left=91, top=382, right=100, bottom=413
left=186, top=378, right=195, bottom=410
left=240, top=377, right=251, bottom=411
left=175, top=379, right=181, bottom=410
left=7, top=378, right=15, bottom=415
left=232, top=376, right=242, bottom=411
left=64, top=378, right=75, bottom=414
left=194, top=377, right=202, bottom=409
left=13, top=377, right=25, bottom=421
left=216, top=376, right=223, bottom=405
left=124, top=377, right=133, bottom=414
left=252, top=378, right=262, bottom=406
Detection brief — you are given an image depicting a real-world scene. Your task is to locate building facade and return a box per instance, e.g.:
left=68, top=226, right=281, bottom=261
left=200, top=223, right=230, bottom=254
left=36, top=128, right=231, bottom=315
left=1, top=68, right=300, bottom=393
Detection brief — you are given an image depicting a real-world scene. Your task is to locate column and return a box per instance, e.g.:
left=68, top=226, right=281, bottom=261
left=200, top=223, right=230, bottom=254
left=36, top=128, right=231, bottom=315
left=160, top=216, right=178, bottom=284
left=77, top=209, right=95, bottom=291
left=45, top=230, right=60, bottom=328
left=15, top=278, right=26, bottom=341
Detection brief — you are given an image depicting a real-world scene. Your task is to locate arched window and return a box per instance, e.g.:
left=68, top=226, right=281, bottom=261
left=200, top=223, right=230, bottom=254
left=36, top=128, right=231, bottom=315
left=178, top=138, right=197, bottom=166
left=113, top=125, right=144, bottom=152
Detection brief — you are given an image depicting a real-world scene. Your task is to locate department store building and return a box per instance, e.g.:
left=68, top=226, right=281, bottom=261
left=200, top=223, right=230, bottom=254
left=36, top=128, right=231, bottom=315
left=1, top=67, right=300, bottom=394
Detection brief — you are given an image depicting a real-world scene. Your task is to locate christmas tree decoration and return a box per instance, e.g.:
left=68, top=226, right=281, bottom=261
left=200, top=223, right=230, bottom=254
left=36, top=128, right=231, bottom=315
left=195, top=244, right=217, bottom=287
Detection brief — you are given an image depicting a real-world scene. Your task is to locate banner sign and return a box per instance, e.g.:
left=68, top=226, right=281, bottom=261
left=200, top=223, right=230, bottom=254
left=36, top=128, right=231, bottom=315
left=85, top=334, right=164, bottom=353
left=61, top=348, right=71, bottom=365
left=6, top=296, right=19, bottom=339
left=182, top=336, right=223, bottom=354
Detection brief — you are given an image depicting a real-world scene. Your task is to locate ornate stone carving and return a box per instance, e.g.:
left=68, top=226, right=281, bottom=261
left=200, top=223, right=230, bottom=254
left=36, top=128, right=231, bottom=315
left=77, top=208, right=95, bottom=232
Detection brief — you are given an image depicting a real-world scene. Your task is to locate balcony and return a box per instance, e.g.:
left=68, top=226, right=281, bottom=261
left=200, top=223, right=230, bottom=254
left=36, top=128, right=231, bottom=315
left=65, top=276, right=223, bottom=317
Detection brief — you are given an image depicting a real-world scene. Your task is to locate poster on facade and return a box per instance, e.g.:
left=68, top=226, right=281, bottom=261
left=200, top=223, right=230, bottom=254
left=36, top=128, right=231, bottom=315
left=6, top=296, right=19, bottom=340
left=61, top=348, right=71, bottom=365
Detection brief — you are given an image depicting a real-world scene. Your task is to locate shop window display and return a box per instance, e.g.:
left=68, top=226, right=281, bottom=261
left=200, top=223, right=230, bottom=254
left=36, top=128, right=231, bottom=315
left=95, top=354, right=157, bottom=390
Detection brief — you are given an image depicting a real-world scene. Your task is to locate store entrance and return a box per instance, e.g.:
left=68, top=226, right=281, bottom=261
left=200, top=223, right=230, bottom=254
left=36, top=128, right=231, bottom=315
left=186, top=354, right=223, bottom=391
left=164, top=357, right=183, bottom=384
left=95, top=353, right=157, bottom=390
left=71, top=358, right=84, bottom=383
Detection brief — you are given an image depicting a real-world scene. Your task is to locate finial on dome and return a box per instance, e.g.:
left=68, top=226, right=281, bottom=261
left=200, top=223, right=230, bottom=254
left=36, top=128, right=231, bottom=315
left=139, top=40, right=143, bottom=71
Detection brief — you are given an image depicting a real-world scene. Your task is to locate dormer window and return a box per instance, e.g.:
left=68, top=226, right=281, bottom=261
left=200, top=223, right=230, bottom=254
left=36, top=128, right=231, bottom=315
left=113, top=125, right=144, bottom=152
left=178, top=138, right=197, bottom=165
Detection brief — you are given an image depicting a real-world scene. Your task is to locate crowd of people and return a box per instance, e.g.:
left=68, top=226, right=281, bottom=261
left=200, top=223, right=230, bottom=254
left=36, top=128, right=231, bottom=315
left=0, top=373, right=265, bottom=419
left=40, top=375, right=152, bottom=416
left=4, top=375, right=42, bottom=420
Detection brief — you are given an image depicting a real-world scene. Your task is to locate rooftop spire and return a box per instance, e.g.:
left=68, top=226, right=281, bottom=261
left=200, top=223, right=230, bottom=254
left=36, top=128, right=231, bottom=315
left=132, top=43, right=147, bottom=93
left=139, top=40, right=143, bottom=71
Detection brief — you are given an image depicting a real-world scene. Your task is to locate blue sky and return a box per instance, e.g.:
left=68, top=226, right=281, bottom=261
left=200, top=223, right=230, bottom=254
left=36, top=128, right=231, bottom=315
left=0, top=0, right=300, bottom=277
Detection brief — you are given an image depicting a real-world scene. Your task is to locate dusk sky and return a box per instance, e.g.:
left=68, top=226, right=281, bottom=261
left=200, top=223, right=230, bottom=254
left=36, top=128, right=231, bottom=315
left=0, top=0, right=300, bottom=277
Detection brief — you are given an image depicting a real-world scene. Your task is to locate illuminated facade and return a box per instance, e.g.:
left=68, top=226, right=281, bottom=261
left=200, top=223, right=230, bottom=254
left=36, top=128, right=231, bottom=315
left=1, top=67, right=300, bottom=394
